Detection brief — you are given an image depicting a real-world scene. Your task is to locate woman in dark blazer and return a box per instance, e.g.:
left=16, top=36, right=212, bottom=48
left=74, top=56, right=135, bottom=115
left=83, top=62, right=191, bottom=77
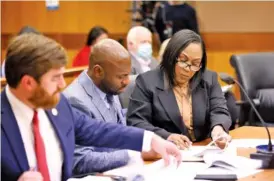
left=127, top=29, right=232, bottom=149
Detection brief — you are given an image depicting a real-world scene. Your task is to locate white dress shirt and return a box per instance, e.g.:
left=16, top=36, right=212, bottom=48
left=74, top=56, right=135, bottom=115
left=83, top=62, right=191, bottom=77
left=6, top=86, right=63, bottom=181
left=85, top=71, right=120, bottom=110
left=5, top=86, right=154, bottom=180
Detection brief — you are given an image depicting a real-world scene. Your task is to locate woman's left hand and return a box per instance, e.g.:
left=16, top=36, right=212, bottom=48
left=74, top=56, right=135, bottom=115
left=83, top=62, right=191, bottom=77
left=211, top=125, right=232, bottom=149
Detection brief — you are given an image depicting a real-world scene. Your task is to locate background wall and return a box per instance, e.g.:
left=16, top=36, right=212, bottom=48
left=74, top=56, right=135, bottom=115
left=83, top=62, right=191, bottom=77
left=1, top=1, right=132, bottom=66
left=1, top=1, right=131, bottom=33
left=194, top=1, right=274, bottom=98
left=2, top=1, right=274, bottom=98
left=197, top=1, right=274, bottom=32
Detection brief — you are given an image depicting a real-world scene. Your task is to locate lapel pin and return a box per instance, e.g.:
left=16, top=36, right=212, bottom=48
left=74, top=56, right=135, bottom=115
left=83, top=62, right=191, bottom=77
left=52, top=108, right=58, bottom=116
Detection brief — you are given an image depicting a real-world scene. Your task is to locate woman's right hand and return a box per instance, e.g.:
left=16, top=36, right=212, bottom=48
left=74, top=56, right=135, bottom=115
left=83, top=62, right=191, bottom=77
left=167, top=134, right=192, bottom=150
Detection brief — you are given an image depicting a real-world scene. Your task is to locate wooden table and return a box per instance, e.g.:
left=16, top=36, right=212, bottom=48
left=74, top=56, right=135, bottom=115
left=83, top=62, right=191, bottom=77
left=145, top=126, right=274, bottom=181
left=227, top=126, right=274, bottom=181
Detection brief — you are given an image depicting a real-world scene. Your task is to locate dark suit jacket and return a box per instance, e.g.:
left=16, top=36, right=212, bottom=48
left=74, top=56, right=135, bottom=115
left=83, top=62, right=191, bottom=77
left=155, top=2, right=199, bottom=42
left=1, top=90, right=143, bottom=181
left=127, top=68, right=231, bottom=141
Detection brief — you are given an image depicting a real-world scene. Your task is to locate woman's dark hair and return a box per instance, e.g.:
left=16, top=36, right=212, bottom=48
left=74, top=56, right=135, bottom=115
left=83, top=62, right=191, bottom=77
left=86, top=26, right=108, bottom=46
left=160, top=29, right=207, bottom=90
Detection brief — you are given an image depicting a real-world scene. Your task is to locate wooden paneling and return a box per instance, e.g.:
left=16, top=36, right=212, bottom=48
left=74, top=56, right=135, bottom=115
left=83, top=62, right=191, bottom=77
left=196, top=1, right=274, bottom=32
left=202, top=33, right=274, bottom=52
left=1, top=33, right=126, bottom=67
left=1, top=1, right=131, bottom=34
left=1, top=66, right=87, bottom=89
left=1, top=33, right=127, bottom=51
left=206, top=51, right=246, bottom=100
left=1, top=50, right=6, bottom=64
left=4, top=32, right=273, bottom=52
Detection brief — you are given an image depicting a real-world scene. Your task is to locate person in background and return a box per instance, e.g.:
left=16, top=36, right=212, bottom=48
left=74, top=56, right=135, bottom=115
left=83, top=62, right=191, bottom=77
left=1, top=33, right=182, bottom=181
left=158, top=38, right=170, bottom=62
left=72, top=26, right=108, bottom=67
left=127, top=26, right=158, bottom=75
left=64, top=39, right=135, bottom=174
left=1, top=25, right=41, bottom=77
left=127, top=29, right=232, bottom=150
left=155, top=1, right=199, bottom=42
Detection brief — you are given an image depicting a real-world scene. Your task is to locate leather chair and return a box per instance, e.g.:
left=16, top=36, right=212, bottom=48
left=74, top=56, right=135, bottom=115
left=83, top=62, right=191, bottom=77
left=230, top=52, right=274, bottom=126
left=119, top=75, right=138, bottom=109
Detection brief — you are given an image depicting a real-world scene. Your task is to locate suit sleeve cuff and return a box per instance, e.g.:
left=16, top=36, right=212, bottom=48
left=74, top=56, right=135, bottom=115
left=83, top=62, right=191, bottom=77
left=157, top=130, right=172, bottom=140
left=142, top=130, right=154, bottom=152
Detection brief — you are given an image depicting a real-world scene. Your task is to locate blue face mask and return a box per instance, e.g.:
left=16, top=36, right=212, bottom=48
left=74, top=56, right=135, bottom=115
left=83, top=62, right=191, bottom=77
left=137, top=43, right=152, bottom=60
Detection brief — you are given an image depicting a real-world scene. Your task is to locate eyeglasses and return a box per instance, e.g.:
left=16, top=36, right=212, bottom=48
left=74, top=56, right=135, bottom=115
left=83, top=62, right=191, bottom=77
left=176, top=58, right=201, bottom=72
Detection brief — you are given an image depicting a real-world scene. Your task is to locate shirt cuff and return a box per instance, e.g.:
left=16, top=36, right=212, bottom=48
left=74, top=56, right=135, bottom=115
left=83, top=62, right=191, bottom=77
left=127, top=150, right=143, bottom=164
left=142, top=130, right=154, bottom=152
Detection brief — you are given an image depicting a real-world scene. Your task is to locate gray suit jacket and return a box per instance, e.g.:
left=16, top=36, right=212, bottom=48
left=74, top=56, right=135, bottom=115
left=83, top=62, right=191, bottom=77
left=63, top=70, right=129, bottom=174
left=130, top=54, right=159, bottom=75
left=127, top=68, right=232, bottom=141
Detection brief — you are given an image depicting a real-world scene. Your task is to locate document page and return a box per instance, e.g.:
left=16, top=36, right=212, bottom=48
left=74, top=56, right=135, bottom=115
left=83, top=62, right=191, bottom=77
left=203, top=153, right=263, bottom=170
left=180, top=145, right=237, bottom=162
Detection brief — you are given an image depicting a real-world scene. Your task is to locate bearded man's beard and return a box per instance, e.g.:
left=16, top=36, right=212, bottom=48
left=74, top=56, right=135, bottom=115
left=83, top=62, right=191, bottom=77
left=28, top=85, right=61, bottom=109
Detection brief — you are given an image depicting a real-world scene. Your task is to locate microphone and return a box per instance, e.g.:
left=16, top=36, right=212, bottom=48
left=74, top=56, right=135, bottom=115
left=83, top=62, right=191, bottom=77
left=219, top=73, right=274, bottom=168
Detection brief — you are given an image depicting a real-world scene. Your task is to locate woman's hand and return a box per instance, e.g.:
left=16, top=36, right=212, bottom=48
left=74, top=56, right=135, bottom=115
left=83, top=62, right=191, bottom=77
left=211, top=125, right=232, bottom=149
left=167, top=134, right=192, bottom=150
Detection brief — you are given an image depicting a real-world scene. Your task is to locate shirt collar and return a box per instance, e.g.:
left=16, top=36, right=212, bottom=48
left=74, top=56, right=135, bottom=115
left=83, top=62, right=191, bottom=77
left=5, top=86, right=35, bottom=125
left=84, top=71, right=107, bottom=101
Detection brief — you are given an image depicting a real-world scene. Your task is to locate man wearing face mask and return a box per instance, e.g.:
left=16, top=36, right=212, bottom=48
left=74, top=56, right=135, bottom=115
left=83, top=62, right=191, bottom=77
left=127, top=26, right=159, bottom=75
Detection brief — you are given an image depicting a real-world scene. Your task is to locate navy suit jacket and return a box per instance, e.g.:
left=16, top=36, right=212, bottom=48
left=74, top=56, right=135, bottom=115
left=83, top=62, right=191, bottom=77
left=1, top=89, right=144, bottom=181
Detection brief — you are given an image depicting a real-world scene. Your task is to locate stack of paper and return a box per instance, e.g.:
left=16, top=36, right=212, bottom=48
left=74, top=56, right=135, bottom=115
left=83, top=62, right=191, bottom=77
left=180, top=145, right=237, bottom=162
left=105, top=145, right=262, bottom=180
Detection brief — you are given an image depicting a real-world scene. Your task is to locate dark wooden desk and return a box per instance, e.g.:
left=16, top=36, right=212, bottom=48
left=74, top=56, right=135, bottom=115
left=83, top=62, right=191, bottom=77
left=145, top=126, right=274, bottom=181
